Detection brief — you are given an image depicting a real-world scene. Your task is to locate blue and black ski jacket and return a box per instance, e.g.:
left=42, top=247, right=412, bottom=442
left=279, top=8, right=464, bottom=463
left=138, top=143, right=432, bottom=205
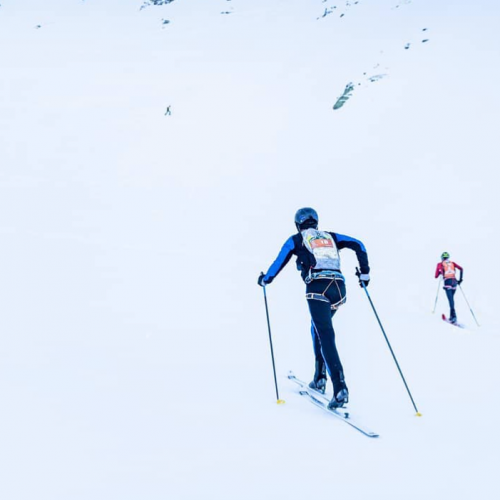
left=262, top=232, right=370, bottom=284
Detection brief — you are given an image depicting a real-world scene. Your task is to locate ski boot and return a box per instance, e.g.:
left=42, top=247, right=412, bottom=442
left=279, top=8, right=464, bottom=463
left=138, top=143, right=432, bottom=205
left=309, top=359, right=327, bottom=394
left=328, top=387, right=349, bottom=409
left=309, top=377, right=327, bottom=394
left=450, top=308, right=457, bottom=324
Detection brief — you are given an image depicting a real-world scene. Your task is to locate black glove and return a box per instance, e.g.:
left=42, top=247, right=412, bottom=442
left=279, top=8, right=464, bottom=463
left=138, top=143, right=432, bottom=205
left=355, top=269, right=370, bottom=288
left=458, top=279, right=463, bottom=285
left=258, top=273, right=272, bottom=287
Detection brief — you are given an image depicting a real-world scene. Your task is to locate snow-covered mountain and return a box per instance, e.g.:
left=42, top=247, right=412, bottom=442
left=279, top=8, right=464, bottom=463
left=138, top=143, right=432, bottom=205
left=1, top=1, right=499, bottom=499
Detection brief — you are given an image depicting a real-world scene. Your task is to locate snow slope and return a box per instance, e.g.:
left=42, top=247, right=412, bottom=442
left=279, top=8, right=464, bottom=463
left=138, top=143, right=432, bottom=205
left=1, top=1, right=499, bottom=499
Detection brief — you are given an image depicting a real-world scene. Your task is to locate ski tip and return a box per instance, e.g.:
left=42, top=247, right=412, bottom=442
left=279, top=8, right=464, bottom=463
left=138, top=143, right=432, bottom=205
left=415, top=412, right=423, bottom=417
left=277, top=399, right=286, bottom=405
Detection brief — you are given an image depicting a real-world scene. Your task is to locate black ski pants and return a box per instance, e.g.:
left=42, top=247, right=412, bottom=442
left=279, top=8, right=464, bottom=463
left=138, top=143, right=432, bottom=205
left=444, top=278, right=457, bottom=320
left=306, top=278, right=347, bottom=394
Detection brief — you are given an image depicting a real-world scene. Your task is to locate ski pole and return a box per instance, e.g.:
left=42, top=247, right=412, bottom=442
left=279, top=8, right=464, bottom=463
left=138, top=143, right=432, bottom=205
left=356, top=269, right=422, bottom=416
left=260, top=274, right=285, bottom=405
left=458, top=284, right=480, bottom=326
left=432, top=276, right=442, bottom=313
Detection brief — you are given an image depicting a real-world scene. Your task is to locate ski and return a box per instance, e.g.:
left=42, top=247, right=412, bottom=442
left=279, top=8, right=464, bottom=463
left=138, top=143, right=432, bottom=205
left=442, top=314, right=465, bottom=328
left=288, top=372, right=379, bottom=438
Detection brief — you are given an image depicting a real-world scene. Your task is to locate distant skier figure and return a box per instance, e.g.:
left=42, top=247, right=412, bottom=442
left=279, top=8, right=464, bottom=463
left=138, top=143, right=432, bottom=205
left=258, top=208, right=370, bottom=409
left=165, top=105, right=172, bottom=116
left=435, top=252, right=463, bottom=324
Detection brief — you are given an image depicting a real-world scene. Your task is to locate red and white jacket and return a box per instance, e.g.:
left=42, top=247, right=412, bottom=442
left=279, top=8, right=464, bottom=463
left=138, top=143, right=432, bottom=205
left=435, top=261, right=463, bottom=281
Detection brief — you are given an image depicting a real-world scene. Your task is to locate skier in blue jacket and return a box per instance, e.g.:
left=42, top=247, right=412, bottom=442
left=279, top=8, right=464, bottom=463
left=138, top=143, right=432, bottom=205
left=258, top=208, right=370, bottom=409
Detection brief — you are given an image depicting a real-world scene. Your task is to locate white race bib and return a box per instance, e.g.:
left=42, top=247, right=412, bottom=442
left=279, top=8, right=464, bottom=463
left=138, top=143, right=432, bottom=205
left=301, top=229, right=341, bottom=271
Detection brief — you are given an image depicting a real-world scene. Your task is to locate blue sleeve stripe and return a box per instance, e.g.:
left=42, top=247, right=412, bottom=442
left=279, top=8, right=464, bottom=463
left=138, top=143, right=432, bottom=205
left=335, top=233, right=366, bottom=252
left=265, top=236, right=295, bottom=279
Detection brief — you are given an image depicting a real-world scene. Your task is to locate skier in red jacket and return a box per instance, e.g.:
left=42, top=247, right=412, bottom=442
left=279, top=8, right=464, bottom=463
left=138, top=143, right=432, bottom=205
left=435, top=252, right=463, bottom=323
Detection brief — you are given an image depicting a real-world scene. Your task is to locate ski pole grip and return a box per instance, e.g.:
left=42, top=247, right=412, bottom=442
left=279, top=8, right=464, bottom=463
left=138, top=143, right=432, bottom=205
left=259, top=271, right=266, bottom=288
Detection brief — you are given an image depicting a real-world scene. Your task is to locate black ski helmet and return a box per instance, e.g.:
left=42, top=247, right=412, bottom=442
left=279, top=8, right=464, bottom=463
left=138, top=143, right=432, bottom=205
left=441, top=251, right=450, bottom=260
left=294, top=207, right=319, bottom=231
